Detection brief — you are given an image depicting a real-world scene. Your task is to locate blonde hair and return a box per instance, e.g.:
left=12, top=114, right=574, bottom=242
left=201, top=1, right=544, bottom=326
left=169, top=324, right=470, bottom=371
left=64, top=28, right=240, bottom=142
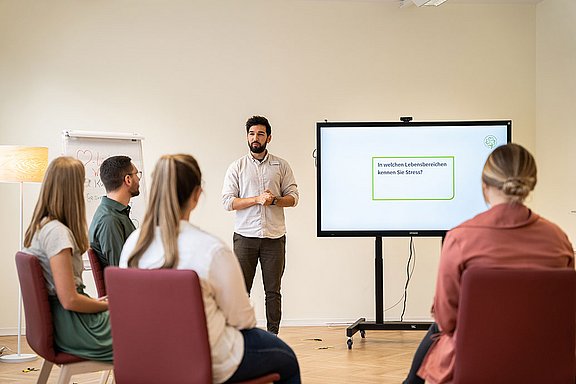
left=482, top=143, right=537, bottom=203
left=24, top=156, right=89, bottom=253
left=128, top=154, right=202, bottom=269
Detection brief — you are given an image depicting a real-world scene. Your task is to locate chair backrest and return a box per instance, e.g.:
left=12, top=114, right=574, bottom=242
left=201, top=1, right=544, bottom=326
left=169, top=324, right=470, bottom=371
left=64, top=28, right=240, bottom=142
left=15, top=251, right=81, bottom=364
left=105, top=267, right=212, bottom=384
left=87, top=248, right=106, bottom=297
left=453, top=267, right=576, bottom=384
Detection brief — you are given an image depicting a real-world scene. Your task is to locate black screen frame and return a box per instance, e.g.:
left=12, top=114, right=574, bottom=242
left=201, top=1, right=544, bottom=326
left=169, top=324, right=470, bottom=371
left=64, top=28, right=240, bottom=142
left=316, top=120, right=512, bottom=238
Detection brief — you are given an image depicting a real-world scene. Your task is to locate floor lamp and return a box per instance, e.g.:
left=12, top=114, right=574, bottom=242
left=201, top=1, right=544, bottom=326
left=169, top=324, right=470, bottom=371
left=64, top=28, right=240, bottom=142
left=0, top=145, right=48, bottom=363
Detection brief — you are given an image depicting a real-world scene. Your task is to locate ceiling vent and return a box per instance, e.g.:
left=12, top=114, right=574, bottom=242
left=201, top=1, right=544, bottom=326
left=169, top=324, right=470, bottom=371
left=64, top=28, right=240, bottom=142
left=401, top=0, right=448, bottom=7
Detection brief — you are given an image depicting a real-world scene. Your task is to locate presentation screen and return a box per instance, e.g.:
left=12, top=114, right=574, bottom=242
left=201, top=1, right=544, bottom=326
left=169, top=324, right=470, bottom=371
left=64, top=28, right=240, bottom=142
left=317, top=120, right=511, bottom=237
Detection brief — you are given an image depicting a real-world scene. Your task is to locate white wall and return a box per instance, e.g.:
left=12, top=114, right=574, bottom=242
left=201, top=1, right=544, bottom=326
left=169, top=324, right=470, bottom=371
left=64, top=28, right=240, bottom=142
left=534, top=0, right=576, bottom=240
left=0, top=0, right=538, bottom=333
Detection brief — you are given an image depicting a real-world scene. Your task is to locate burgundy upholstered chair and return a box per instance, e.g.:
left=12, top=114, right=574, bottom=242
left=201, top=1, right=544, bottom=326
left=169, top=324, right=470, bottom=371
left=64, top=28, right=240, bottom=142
left=15, top=251, right=113, bottom=384
left=105, top=267, right=280, bottom=384
left=87, top=248, right=107, bottom=297
left=453, top=267, right=576, bottom=384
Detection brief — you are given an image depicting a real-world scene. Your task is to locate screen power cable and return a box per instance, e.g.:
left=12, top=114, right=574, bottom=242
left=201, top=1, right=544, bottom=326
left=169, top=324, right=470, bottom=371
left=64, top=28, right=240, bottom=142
left=312, top=149, right=317, bottom=167
left=384, top=237, right=416, bottom=322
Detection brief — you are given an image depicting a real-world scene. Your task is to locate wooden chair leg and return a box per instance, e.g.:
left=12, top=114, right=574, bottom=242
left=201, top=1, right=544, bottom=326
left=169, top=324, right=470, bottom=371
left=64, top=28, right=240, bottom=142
left=55, top=361, right=113, bottom=384
left=36, top=359, right=53, bottom=384
left=98, top=369, right=111, bottom=384
left=56, top=365, right=74, bottom=384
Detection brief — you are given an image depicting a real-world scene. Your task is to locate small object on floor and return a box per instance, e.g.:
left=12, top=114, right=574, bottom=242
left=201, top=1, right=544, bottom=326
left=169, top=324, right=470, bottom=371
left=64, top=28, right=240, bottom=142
left=22, top=367, right=39, bottom=373
left=304, top=338, right=323, bottom=341
left=317, top=346, right=334, bottom=350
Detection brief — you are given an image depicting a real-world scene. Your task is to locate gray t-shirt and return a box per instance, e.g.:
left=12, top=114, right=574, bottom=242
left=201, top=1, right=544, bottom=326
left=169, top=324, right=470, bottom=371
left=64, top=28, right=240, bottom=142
left=23, top=219, right=84, bottom=295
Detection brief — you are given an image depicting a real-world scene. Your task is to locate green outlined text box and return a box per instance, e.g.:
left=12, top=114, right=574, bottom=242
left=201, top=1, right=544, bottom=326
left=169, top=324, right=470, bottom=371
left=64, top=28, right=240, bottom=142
left=372, top=156, right=455, bottom=200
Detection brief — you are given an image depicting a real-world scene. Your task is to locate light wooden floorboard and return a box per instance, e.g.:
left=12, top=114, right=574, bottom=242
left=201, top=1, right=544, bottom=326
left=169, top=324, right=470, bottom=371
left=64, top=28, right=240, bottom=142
left=0, top=326, right=423, bottom=383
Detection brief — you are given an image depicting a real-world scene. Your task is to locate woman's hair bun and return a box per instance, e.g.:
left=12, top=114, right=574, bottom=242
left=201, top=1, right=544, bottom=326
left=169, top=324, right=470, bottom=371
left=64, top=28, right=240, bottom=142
left=501, top=176, right=534, bottom=199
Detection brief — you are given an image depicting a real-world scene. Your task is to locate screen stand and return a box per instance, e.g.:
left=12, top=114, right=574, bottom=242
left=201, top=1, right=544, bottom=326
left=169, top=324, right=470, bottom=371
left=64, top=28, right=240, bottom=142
left=345, top=237, right=433, bottom=349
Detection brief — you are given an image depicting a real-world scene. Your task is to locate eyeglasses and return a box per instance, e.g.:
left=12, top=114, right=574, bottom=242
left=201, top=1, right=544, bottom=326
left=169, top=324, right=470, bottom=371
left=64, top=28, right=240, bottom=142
left=128, top=171, right=142, bottom=179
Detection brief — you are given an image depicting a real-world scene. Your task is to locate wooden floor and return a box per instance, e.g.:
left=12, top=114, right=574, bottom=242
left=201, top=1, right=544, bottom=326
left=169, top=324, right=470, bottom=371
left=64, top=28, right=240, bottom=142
left=0, top=326, right=423, bottom=383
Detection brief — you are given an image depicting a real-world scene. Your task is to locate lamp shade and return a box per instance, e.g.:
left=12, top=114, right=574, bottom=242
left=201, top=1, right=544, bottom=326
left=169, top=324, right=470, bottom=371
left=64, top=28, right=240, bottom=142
left=0, top=146, right=48, bottom=183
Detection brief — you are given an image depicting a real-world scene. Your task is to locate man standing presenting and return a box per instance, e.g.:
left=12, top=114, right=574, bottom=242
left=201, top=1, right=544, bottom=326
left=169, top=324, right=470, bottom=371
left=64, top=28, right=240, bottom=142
left=222, top=116, right=299, bottom=335
left=89, top=155, right=141, bottom=267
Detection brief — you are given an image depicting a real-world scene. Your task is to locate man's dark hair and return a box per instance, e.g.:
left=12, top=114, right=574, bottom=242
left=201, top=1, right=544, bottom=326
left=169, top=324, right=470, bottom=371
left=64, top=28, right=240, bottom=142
left=100, top=155, right=133, bottom=193
left=246, top=115, right=271, bottom=135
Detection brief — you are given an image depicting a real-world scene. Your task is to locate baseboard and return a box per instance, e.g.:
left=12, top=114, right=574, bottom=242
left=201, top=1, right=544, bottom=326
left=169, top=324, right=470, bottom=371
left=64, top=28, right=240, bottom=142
left=0, top=327, right=24, bottom=337
left=260, top=316, right=434, bottom=327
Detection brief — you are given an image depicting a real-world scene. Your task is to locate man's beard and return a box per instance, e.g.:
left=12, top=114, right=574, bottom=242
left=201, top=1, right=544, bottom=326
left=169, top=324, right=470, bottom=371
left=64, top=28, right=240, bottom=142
left=249, top=141, right=267, bottom=154
left=130, top=187, right=140, bottom=197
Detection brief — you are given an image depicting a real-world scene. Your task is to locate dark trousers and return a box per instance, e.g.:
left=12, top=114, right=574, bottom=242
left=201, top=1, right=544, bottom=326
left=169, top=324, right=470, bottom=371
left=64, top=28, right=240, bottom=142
left=233, top=233, right=286, bottom=334
left=403, top=323, right=440, bottom=384
left=224, top=328, right=301, bottom=384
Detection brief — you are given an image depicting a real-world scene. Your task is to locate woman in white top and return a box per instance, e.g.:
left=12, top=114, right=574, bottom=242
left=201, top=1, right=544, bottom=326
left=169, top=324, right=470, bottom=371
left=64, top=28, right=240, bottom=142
left=119, top=154, right=300, bottom=384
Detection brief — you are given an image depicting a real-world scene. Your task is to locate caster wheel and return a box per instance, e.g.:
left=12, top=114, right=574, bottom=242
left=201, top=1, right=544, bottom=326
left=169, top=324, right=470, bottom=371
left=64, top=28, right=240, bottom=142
left=360, top=330, right=366, bottom=338
left=347, top=338, right=353, bottom=350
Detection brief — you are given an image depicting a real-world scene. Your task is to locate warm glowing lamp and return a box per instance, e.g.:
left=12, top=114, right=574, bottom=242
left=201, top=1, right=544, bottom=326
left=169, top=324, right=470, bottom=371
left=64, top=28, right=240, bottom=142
left=0, top=145, right=48, bottom=363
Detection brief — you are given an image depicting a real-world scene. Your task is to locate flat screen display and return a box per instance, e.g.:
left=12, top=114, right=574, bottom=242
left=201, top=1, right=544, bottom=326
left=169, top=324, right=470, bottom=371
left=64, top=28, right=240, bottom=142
left=316, top=120, right=511, bottom=237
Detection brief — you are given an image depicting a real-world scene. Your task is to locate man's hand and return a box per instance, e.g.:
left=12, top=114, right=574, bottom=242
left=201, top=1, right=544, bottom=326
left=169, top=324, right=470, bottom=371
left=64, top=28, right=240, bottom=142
left=256, top=189, right=275, bottom=206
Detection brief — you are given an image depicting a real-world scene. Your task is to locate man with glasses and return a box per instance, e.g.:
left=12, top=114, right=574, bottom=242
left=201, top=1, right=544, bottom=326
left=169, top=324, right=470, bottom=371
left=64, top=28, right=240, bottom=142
left=89, top=155, right=141, bottom=267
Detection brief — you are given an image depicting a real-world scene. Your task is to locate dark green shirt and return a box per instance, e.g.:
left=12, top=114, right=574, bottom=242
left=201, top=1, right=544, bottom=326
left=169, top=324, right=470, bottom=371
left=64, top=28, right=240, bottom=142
left=89, top=196, right=136, bottom=267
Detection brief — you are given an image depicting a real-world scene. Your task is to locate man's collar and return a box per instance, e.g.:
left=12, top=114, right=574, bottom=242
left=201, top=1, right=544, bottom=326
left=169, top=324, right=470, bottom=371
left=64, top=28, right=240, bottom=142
left=249, top=150, right=269, bottom=163
left=102, top=196, right=131, bottom=213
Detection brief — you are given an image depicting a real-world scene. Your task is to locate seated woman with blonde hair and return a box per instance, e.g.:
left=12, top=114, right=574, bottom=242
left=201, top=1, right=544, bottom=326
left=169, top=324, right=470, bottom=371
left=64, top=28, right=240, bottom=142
left=120, top=154, right=300, bottom=384
left=403, top=143, right=574, bottom=384
left=23, top=157, right=112, bottom=361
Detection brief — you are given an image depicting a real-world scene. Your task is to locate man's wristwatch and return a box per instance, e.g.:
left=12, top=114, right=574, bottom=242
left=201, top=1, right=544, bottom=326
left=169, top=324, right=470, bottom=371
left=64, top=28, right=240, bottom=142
left=271, top=197, right=277, bottom=205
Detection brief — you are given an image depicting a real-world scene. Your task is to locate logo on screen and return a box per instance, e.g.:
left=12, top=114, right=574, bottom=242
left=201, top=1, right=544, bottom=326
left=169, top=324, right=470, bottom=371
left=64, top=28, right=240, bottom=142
left=484, top=135, right=498, bottom=149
